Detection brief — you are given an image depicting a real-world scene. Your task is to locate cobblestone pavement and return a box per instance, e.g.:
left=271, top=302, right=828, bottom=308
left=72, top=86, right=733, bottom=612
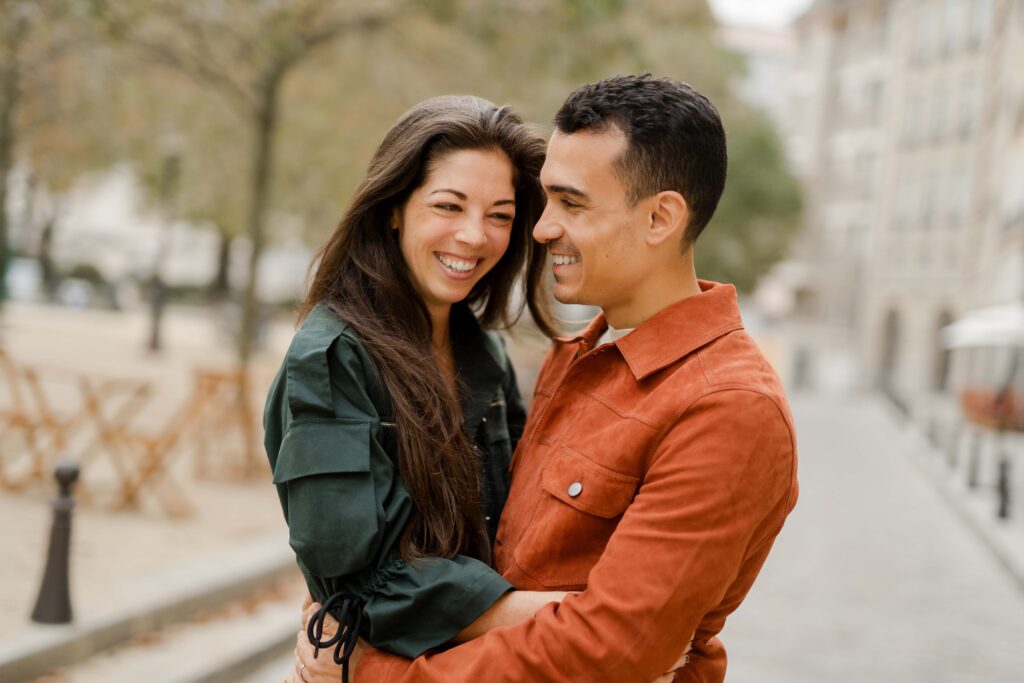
left=722, top=395, right=1024, bottom=683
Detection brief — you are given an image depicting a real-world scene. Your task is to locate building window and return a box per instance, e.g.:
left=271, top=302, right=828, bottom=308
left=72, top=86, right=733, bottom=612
left=959, top=79, right=981, bottom=135
left=951, top=166, right=972, bottom=227
left=934, top=310, right=955, bottom=392
left=969, top=0, right=992, bottom=48
left=943, top=0, right=964, bottom=56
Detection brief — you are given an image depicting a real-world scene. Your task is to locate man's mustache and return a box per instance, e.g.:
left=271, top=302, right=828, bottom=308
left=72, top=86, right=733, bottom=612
left=546, top=241, right=580, bottom=258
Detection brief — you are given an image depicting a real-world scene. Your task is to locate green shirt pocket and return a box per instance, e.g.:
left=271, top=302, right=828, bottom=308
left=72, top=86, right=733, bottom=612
left=273, top=418, right=380, bottom=578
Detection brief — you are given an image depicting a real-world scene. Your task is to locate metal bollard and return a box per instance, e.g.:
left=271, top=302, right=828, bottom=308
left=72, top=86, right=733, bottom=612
left=30, top=461, right=79, bottom=624
left=996, top=454, right=1011, bottom=520
left=966, top=430, right=982, bottom=489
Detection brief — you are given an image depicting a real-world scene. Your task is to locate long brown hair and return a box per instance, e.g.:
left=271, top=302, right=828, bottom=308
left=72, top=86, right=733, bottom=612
left=301, top=96, right=553, bottom=563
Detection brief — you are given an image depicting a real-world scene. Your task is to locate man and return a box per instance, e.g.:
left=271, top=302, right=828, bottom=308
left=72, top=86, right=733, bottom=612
left=297, top=74, right=798, bottom=682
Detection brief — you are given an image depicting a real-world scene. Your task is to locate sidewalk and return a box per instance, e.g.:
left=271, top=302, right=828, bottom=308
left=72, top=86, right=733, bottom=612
left=1, top=303, right=301, bottom=680
left=723, top=394, right=1024, bottom=683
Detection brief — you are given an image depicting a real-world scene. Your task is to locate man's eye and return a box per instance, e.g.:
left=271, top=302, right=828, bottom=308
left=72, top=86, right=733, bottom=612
left=561, top=198, right=581, bottom=210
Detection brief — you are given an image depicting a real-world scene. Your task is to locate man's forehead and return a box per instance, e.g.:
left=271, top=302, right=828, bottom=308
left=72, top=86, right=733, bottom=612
left=542, top=127, right=627, bottom=186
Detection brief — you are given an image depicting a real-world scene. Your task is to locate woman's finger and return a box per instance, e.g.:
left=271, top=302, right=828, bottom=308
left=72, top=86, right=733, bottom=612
left=303, top=601, right=321, bottom=628
left=293, top=644, right=305, bottom=681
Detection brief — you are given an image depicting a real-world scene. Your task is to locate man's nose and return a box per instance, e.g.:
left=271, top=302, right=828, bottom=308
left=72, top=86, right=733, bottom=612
left=533, top=204, right=562, bottom=244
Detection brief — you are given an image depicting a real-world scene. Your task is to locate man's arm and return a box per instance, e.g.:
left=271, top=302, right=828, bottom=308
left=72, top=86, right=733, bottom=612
left=353, top=389, right=796, bottom=682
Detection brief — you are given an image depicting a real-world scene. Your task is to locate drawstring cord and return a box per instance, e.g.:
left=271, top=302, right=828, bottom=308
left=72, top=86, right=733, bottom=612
left=306, top=592, right=365, bottom=683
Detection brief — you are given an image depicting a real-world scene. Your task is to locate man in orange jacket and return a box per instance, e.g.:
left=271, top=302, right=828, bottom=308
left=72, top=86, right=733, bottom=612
left=297, top=74, right=798, bottom=683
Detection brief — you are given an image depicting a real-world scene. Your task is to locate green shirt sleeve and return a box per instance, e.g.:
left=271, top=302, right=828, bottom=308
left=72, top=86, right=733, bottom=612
left=265, top=306, right=512, bottom=658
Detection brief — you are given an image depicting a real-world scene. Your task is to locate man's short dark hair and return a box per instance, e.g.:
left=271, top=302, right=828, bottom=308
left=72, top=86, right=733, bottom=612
left=554, top=74, right=728, bottom=243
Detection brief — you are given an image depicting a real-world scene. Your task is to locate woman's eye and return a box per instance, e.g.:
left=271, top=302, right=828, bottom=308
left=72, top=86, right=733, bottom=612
left=490, top=213, right=514, bottom=223
left=436, top=203, right=461, bottom=212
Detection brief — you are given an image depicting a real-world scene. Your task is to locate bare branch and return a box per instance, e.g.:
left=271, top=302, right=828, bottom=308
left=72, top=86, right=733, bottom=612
left=275, top=10, right=396, bottom=74
left=124, top=35, right=255, bottom=114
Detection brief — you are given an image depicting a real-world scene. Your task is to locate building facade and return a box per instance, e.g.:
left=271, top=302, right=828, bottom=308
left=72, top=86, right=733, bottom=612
left=779, top=0, right=1023, bottom=412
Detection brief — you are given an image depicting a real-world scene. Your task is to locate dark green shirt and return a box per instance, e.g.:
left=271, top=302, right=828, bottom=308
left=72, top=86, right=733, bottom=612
left=263, top=302, right=523, bottom=657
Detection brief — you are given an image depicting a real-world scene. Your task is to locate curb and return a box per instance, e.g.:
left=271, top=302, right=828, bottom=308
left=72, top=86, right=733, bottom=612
left=175, top=624, right=294, bottom=683
left=0, top=534, right=297, bottom=682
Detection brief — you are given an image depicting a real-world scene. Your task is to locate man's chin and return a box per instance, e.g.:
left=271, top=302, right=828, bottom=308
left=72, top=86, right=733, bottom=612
left=553, top=288, right=581, bottom=306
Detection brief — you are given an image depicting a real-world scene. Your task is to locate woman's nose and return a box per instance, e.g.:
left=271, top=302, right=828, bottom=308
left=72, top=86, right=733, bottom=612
left=455, top=218, right=488, bottom=248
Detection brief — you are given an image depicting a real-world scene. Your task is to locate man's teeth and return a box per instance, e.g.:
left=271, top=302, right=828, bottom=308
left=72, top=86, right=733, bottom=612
left=552, top=254, right=580, bottom=266
left=437, top=254, right=478, bottom=273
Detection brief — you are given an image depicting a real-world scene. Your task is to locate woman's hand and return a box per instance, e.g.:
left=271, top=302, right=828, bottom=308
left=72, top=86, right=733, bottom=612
left=292, top=601, right=366, bottom=682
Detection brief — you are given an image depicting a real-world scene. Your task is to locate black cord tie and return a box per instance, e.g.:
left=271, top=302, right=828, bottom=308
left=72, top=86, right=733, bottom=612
left=306, top=592, right=365, bottom=683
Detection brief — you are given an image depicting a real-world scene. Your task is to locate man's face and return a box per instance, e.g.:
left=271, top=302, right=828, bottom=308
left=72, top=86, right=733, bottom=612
left=534, top=128, right=651, bottom=322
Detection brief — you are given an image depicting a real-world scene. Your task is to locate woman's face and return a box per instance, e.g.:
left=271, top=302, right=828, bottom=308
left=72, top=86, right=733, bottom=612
left=395, top=148, right=517, bottom=320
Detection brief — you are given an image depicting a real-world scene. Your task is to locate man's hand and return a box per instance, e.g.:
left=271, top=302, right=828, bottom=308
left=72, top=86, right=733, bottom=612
left=292, top=601, right=367, bottom=682
left=649, top=638, right=692, bottom=683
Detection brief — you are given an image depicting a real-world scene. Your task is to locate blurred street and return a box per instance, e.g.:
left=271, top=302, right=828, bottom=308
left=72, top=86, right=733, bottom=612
left=724, top=396, right=1024, bottom=683
left=2, top=0, right=1023, bottom=680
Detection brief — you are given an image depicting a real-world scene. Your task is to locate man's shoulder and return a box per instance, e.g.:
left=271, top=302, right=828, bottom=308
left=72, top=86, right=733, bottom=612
left=693, top=329, right=786, bottom=399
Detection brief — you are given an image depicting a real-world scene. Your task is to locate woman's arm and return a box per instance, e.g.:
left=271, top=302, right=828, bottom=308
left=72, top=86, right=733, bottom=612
left=269, top=318, right=515, bottom=660
left=452, top=590, right=570, bottom=642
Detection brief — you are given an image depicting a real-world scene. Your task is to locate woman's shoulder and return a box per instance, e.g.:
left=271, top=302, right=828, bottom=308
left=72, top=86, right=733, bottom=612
left=289, top=303, right=365, bottom=359
left=284, top=303, right=374, bottom=388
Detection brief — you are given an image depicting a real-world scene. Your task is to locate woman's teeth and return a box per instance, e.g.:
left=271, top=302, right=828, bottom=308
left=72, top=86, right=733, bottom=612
left=552, top=254, right=580, bottom=266
left=436, top=253, right=479, bottom=273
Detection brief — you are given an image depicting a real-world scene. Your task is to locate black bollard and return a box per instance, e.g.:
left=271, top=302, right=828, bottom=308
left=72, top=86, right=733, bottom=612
left=996, top=454, right=1011, bottom=520
left=30, top=461, right=79, bottom=624
left=966, top=430, right=982, bottom=489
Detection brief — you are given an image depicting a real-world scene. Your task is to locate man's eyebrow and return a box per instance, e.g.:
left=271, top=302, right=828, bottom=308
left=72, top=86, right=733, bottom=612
left=430, top=189, right=467, bottom=200
left=545, top=184, right=589, bottom=201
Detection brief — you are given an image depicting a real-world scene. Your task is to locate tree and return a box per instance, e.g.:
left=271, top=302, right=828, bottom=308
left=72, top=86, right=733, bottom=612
left=275, top=0, right=800, bottom=295
left=696, top=110, right=803, bottom=292
left=0, top=0, right=87, bottom=309
left=92, top=0, right=396, bottom=364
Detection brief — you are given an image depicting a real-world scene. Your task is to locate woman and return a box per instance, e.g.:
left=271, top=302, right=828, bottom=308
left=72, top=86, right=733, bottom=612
left=264, top=95, right=565, bottom=682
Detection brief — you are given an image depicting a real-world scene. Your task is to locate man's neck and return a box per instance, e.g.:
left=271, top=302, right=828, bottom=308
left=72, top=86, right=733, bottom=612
left=603, top=259, right=702, bottom=330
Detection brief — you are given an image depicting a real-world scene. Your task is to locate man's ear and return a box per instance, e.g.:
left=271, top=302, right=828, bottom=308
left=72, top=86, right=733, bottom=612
left=645, top=190, right=688, bottom=247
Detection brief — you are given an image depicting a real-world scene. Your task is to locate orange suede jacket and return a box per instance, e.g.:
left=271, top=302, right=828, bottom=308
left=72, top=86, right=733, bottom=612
left=358, top=281, right=799, bottom=682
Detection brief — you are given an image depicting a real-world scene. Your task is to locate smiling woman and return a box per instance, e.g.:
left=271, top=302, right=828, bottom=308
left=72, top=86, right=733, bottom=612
left=263, top=96, right=564, bottom=682
left=394, top=148, right=518, bottom=340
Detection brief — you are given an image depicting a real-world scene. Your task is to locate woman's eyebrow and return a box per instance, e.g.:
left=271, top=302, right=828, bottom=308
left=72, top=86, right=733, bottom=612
left=429, top=188, right=467, bottom=199
left=430, top=188, right=514, bottom=207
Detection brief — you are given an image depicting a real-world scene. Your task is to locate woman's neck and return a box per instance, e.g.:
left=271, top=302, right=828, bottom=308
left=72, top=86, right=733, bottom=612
left=429, top=304, right=452, bottom=352
left=430, top=305, right=457, bottom=395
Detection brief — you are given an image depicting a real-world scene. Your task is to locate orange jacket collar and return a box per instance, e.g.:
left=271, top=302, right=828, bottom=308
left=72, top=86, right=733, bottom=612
left=556, top=280, right=745, bottom=381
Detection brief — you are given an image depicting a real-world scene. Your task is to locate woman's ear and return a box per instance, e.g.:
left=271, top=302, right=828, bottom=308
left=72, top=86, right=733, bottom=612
left=391, top=206, right=402, bottom=232
left=646, top=190, right=688, bottom=247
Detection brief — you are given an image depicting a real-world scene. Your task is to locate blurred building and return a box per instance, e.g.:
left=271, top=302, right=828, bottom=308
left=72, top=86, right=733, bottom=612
left=5, top=166, right=311, bottom=307
left=717, top=23, right=797, bottom=133
left=771, top=0, right=1024, bottom=413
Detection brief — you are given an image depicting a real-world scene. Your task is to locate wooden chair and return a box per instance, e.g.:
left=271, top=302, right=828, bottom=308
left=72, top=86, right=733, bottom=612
left=0, top=348, right=67, bottom=488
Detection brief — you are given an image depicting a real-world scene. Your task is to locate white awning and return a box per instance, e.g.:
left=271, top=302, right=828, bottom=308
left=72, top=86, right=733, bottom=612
left=941, top=303, right=1024, bottom=349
